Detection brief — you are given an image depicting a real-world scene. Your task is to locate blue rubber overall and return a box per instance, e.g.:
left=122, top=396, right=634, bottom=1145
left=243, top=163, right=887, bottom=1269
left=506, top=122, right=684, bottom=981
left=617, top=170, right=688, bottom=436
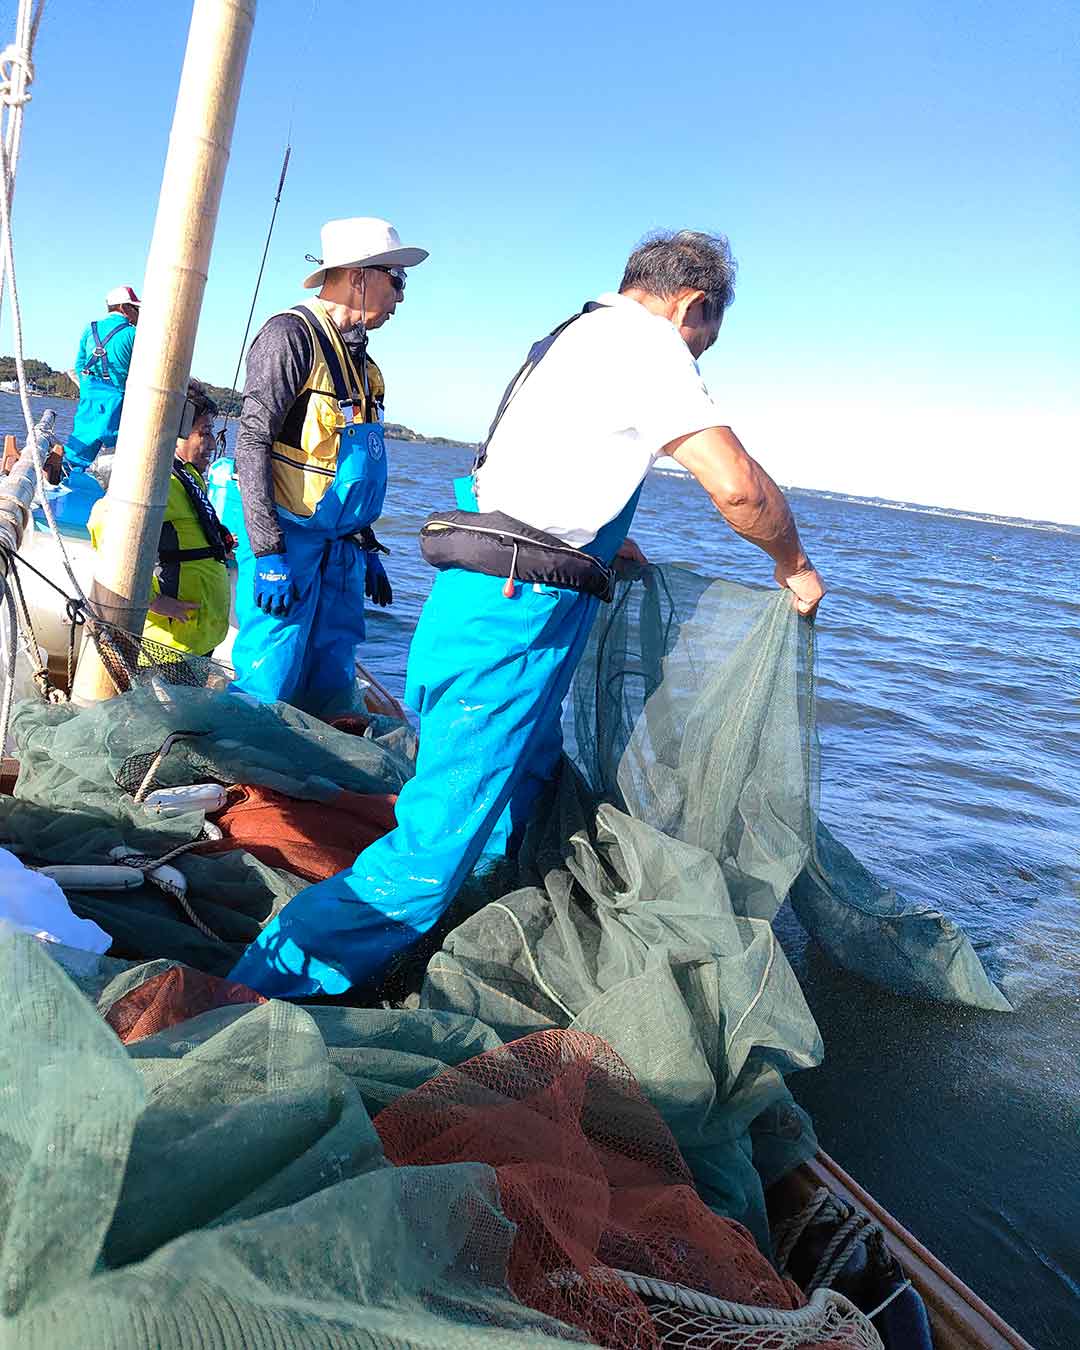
left=231, top=421, right=387, bottom=716
left=229, top=478, right=641, bottom=998
left=64, top=318, right=135, bottom=473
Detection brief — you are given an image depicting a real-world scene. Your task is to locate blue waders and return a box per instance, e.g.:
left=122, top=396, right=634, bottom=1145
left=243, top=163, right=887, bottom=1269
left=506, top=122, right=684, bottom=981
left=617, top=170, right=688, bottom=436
left=231, top=420, right=388, bottom=717
left=229, top=479, right=641, bottom=998
left=65, top=319, right=132, bottom=474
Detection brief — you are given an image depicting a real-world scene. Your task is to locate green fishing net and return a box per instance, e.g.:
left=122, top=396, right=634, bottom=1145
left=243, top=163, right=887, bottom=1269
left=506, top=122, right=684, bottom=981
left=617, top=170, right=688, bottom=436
left=0, top=682, right=417, bottom=972
left=569, top=566, right=1009, bottom=1012
left=0, top=564, right=1009, bottom=1345
left=0, top=931, right=581, bottom=1349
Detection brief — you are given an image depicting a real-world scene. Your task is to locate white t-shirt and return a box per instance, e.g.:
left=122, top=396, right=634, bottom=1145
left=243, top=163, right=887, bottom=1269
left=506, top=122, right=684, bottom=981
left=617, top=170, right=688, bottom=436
left=475, top=291, right=720, bottom=546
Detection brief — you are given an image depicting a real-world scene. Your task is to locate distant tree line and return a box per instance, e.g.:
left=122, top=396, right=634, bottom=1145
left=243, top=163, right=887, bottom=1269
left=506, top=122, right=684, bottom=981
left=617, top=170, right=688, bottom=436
left=0, top=357, right=246, bottom=412
left=0, top=356, right=78, bottom=397
left=1, top=356, right=476, bottom=448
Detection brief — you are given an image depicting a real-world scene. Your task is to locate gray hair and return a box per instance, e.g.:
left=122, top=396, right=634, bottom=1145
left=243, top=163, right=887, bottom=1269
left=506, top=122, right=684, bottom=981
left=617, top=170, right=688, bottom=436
left=619, top=230, right=736, bottom=320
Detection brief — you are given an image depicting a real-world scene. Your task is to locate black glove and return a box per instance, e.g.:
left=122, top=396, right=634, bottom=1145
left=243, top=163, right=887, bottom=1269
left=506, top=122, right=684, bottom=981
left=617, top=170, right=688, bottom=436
left=364, top=551, right=393, bottom=606
left=358, top=526, right=392, bottom=606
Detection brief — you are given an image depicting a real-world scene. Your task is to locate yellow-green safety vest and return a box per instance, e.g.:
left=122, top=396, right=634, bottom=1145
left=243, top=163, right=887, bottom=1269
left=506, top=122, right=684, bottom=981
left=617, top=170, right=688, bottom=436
left=89, top=463, right=231, bottom=658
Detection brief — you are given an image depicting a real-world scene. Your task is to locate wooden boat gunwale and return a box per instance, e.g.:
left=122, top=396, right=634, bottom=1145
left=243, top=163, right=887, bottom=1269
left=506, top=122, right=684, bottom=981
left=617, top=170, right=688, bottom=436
left=769, top=1150, right=1035, bottom=1350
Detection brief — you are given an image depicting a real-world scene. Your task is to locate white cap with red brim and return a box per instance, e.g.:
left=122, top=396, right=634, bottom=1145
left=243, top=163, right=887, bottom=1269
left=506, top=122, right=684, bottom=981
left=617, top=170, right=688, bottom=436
left=105, top=285, right=141, bottom=308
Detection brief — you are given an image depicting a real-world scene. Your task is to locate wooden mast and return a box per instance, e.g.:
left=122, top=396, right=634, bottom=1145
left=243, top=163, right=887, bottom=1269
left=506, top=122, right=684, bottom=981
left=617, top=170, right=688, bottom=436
left=71, top=0, right=256, bottom=703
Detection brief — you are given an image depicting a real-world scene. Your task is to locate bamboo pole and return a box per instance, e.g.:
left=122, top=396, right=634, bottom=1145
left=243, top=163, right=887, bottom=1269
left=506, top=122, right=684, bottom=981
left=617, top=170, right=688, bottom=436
left=71, top=0, right=256, bottom=704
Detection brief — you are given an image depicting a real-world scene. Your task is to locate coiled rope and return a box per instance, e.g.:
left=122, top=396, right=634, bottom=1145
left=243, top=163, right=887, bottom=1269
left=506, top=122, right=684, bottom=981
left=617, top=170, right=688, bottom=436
left=614, top=1270, right=878, bottom=1332
left=772, top=1185, right=913, bottom=1320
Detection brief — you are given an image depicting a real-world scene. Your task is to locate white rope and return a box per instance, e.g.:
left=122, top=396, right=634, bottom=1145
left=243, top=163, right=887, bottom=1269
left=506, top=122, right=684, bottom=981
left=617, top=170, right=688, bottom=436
left=0, top=0, right=37, bottom=330
left=0, top=43, right=33, bottom=106
left=772, top=1185, right=888, bottom=1296
left=489, top=901, right=577, bottom=1021
left=0, top=583, right=18, bottom=748
left=0, top=0, right=90, bottom=615
left=865, top=1279, right=913, bottom=1321
left=807, top=1211, right=876, bottom=1295
left=773, top=1186, right=832, bottom=1274
left=0, top=0, right=107, bottom=746
left=613, top=1270, right=870, bottom=1329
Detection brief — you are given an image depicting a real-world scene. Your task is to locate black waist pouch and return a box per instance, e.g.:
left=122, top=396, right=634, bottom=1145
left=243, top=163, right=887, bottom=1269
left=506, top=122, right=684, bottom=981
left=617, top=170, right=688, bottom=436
left=419, top=509, right=616, bottom=602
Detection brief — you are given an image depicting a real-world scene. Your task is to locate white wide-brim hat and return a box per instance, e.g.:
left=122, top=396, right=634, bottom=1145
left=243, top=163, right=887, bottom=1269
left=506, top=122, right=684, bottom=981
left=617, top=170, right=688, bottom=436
left=303, top=217, right=429, bottom=289
left=105, top=285, right=141, bottom=308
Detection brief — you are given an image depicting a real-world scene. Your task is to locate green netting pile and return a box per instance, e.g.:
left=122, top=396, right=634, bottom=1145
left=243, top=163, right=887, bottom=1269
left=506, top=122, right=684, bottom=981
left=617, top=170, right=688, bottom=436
left=0, top=684, right=416, bottom=972
left=0, top=564, right=1009, bottom=1347
left=0, top=930, right=580, bottom=1349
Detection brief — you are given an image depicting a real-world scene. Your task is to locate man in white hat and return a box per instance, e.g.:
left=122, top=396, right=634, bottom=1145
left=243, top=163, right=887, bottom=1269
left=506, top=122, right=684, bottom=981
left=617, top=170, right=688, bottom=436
left=230, top=217, right=427, bottom=715
left=61, top=285, right=141, bottom=477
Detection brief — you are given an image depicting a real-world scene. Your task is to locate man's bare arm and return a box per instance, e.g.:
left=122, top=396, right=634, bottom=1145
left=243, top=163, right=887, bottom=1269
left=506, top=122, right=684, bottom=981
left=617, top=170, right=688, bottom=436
left=667, top=425, right=825, bottom=615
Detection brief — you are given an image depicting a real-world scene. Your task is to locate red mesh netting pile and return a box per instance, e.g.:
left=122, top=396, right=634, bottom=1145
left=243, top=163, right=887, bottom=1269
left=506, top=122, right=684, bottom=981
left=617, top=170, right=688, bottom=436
left=375, top=1028, right=808, bottom=1348
left=104, top=966, right=265, bottom=1044
left=197, top=784, right=397, bottom=882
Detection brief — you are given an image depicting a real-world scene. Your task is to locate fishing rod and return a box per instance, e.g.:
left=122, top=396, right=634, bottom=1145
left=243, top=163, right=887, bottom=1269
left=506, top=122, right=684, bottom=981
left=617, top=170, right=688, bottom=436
left=216, top=0, right=319, bottom=450
left=216, top=142, right=290, bottom=450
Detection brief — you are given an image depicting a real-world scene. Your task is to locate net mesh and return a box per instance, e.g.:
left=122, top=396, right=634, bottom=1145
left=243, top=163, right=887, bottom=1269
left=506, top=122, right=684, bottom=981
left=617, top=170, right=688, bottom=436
left=89, top=617, right=235, bottom=695
left=0, top=563, right=1007, bottom=1346
left=0, top=928, right=583, bottom=1349
left=103, top=965, right=266, bottom=1044
left=572, top=566, right=1008, bottom=1011
left=0, top=668, right=416, bottom=972
left=375, top=1027, right=826, bottom=1348
left=85, top=615, right=407, bottom=717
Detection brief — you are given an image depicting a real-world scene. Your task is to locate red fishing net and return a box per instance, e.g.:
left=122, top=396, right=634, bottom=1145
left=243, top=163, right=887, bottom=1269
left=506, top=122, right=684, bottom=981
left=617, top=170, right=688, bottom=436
left=375, top=1028, right=809, bottom=1348
left=197, top=783, right=397, bottom=882
left=104, top=966, right=265, bottom=1044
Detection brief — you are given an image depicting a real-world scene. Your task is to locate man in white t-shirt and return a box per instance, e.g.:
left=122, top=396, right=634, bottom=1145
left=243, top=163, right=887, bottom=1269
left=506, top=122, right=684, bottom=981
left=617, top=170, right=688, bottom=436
left=230, top=230, right=826, bottom=999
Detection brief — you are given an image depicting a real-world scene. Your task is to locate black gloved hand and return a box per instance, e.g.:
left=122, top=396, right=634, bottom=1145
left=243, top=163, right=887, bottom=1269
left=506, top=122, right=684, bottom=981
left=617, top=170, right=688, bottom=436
left=364, top=552, right=393, bottom=606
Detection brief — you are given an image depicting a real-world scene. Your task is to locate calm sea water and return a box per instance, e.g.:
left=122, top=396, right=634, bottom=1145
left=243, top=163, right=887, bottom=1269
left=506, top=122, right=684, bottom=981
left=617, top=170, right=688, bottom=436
left=6, top=393, right=1079, bottom=1346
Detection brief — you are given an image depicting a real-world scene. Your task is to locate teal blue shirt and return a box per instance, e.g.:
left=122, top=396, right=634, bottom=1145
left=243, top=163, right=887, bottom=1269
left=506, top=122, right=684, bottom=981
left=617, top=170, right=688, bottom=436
left=74, top=313, right=136, bottom=390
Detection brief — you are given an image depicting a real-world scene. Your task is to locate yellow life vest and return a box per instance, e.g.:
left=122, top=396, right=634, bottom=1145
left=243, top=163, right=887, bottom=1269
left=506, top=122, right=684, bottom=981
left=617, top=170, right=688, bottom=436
left=88, top=463, right=231, bottom=659
left=270, top=298, right=385, bottom=518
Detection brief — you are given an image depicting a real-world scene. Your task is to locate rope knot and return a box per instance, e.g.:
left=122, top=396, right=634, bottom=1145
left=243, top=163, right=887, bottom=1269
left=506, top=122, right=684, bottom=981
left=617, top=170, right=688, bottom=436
left=0, top=43, right=33, bottom=106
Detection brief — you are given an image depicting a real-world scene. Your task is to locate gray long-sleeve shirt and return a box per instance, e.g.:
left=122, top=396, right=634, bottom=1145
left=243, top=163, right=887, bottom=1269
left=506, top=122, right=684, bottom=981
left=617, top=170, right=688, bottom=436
left=234, top=312, right=375, bottom=557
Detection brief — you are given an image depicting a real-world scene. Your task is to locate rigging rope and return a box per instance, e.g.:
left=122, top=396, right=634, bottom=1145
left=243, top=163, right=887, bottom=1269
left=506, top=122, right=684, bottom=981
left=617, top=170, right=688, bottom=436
left=0, top=0, right=93, bottom=615
left=773, top=1185, right=899, bottom=1298
left=0, top=0, right=98, bottom=750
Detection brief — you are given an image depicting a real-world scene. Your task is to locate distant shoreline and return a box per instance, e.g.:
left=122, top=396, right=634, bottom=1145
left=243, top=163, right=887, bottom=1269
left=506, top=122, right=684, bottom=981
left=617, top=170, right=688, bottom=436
left=0, top=385, right=1073, bottom=530
left=0, top=364, right=477, bottom=452
left=782, top=485, right=1079, bottom=535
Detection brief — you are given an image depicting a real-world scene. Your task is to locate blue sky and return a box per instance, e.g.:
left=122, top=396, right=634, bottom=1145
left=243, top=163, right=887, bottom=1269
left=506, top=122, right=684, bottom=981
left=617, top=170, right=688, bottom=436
left=8, top=0, right=1078, bottom=522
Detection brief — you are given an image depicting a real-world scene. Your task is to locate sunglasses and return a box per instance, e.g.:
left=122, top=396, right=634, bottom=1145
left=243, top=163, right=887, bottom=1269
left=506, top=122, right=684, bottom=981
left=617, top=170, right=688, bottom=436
left=369, top=265, right=406, bottom=293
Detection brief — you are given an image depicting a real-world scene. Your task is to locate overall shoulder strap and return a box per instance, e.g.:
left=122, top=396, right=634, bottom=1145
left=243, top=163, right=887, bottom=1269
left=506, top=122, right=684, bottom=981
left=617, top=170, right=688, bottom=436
left=291, top=304, right=363, bottom=407
left=473, top=301, right=605, bottom=474
left=94, top=318, right=131, bottom=350
left=169, top=459, right=230, bottom=561
left=86, top=318, right=131, bottom=379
